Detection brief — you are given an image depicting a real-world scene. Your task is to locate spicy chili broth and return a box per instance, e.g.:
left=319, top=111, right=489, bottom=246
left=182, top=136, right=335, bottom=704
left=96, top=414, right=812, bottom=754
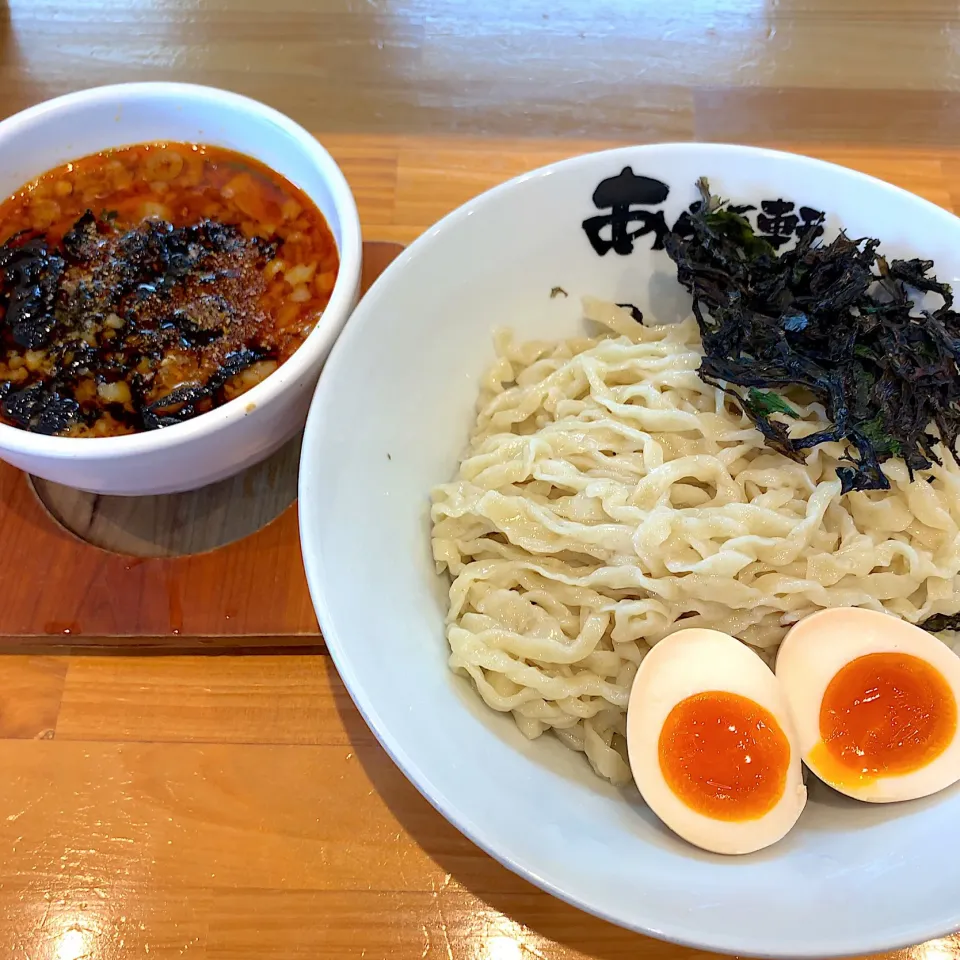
left=0, top=142, right=339, bottom=436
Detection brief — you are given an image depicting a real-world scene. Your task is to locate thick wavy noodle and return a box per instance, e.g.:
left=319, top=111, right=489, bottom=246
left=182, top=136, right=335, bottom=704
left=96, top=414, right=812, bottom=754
left=430, top=299, right=960, bottom=785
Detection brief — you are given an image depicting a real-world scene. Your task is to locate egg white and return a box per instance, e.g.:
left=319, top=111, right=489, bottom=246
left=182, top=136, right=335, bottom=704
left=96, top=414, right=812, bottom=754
left=627, top=628, right=807, bottom=855
left=776, top=608, right=960, bottom=803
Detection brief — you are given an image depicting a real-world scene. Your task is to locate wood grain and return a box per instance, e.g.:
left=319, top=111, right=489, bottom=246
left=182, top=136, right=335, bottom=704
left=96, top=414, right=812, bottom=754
left=0, top=456, right=317, bottom=638
left=203, top=889, right=699, bottom=960
left=694, top=89, right=960, bottom=147
left=32, top=434, right=303, bottom=558
left=4, top=0, right=960, bottom=146
left=0, top=655, right=956, bottom=960
left=0, top=654, right=66, bottom=737
left=55, top=653, right=368, bottom=745
left=4, top=878, right=212, bottom=960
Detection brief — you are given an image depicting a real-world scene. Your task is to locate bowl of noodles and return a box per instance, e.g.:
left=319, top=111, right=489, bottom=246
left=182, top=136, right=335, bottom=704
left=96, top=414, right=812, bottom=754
left=298, top=143, right=960, bottom=956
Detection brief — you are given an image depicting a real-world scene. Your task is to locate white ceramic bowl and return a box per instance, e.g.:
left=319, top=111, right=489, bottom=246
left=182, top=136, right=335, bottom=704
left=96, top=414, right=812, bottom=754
left=299, top=143, right=960, bottom=957
left=0, top=83, right=361, bottom=494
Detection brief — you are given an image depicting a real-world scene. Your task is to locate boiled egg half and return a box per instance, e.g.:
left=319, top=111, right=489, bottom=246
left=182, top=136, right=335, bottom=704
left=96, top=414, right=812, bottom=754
left=627, top=628, right=807, bottom=855
left=776, top=608, right=960, bottom=803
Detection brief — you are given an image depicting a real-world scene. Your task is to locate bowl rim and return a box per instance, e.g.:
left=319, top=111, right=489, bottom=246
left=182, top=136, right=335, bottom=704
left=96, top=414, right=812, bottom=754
left=0, top=81, right=362, bottom=457
left=299, top=140, right=960, bottom=959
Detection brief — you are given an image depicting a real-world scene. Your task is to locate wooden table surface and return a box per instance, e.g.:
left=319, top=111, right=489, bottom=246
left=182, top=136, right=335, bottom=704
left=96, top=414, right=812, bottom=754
left=4, top=2, right=960, bottom=958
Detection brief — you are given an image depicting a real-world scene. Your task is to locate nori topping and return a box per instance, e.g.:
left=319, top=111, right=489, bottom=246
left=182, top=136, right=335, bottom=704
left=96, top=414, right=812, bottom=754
left=664, top=178, right=960, bottom=494
left=0, top=212, right=280, bottom=436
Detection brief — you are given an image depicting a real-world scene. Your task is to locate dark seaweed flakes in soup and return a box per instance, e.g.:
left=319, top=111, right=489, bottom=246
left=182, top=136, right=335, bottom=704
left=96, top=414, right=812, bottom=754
left=0, top=142, right=339, bottom=436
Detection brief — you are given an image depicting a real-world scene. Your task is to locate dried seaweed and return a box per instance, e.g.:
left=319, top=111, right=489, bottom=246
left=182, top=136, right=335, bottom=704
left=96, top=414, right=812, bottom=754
left=664, top=178, right=960, bottom=493
left=616, top=302, right=644, bottom=323
left=0, top=235, right=64, bottom=349
left=0, top=213, right=279, bottom=435
left=919, top=612, right=960, bottom=632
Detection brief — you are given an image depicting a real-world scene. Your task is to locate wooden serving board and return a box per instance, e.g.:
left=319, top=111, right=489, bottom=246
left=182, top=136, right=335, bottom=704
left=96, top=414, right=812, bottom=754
left=0, top=240, right=403, bottom=648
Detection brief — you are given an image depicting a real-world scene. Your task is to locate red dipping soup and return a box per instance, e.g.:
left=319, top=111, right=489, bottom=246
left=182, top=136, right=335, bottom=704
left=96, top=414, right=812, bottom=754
left=0, top=142, right=339, bottom=436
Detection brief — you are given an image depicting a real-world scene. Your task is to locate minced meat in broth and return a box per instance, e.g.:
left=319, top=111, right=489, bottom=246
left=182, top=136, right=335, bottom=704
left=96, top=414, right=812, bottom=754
left=0, top=142, right=338, bottom=437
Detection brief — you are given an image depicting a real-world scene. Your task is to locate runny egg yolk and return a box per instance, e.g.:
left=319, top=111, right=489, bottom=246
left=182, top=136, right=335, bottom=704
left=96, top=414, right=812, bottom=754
left=812, top=652, right=957, bottom=786
left=658, top=691, right=791, bottom=821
